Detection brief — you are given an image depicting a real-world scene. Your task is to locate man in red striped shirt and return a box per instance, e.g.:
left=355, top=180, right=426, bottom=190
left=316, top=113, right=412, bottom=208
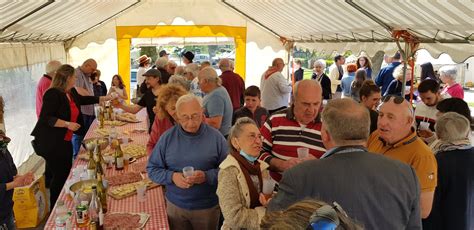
left=259, top=80, right=326, bottom=182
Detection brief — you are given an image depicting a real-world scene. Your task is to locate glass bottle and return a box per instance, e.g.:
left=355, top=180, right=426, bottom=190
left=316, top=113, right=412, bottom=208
left=89, top=186, right=103, bottom=230
left=86, top=150, right=96, bottom=180
left=113, top=140, right=124, bottom=171
left=96, top=173, right=108, bottom=214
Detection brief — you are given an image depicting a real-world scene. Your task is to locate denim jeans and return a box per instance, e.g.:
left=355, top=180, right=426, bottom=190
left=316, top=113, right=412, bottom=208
left=71, top=114, right=95, bottom=159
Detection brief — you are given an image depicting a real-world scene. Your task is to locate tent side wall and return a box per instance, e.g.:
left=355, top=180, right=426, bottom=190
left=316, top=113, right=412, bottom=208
left=0, top=42, right=66, bottom=166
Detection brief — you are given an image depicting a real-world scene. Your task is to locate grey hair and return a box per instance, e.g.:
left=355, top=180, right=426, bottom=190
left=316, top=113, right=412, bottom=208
left=228, top=117, right=257, bottom=152
left=313, top=59, right=326, bottom=69
left=199, top=67, right=220, bottom=85
left=321, top=99, right=370, bottom=145
left=438, top=65, right=457, bottom=80
left=435, top=112, right=470, bottom=142
left=184, top=63, right=200, bottom=78
left=156, top=57, right=168, bottom=68
left=175, top=93, right=203, bottom=112
left=218, top=58, right=231, bottom=71
left=392, top=64, right=411, bottom=80
left=45, top=60, right=62, bottom=75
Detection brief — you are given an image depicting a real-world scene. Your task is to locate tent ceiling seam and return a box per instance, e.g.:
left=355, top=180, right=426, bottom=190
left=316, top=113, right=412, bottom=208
left=0, top=0, right=55, bottom=33
left=66, top=0, right=142, bottom=43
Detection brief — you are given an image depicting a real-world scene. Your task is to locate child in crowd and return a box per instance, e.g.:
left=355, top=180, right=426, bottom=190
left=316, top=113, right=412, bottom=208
left=232, top=86, right=269, bottom=128
left=108, top=74, right=128, bottom=103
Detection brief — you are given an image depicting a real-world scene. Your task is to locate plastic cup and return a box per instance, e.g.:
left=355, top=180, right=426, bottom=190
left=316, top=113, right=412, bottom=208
left=262, top=178, right=276, bottom=196
left=136, top=183, right=147, bottom=202
left=419, top=121, right=430, bottom=131
left=182, top=166, right=195, bottom=178
left=297, top=147, right=309, bottom=159
left=121, top=136, right=129, bottom=145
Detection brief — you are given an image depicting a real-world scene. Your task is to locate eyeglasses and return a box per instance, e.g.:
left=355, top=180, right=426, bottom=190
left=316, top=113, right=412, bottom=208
left=381, top=95, right=405, bottom=104
left=178, top=114, right=201, bottom=123
left=241, top=134, right=264, bottom=142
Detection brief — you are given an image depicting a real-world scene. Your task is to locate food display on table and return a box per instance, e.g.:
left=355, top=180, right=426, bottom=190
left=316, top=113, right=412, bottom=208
left=103, top=120, right=127, bottom=126
left=131, top=161, right=148, bottom=173
left=122, top=144, right=147, bottom=159
left=104, top=213, right=149, bottom=229
left=116, top=113, right=140, bottom=123
left=108, top=178, right=159, bottom=200
left=106, top=171, right=142, bottom=186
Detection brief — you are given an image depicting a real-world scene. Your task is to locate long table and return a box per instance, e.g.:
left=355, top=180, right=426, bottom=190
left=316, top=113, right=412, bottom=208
left=44, top=110, right=169, bottom=229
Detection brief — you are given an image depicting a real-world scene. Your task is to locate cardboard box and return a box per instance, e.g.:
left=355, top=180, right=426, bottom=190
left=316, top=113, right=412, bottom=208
left=13, top=175, right=49, bottom=228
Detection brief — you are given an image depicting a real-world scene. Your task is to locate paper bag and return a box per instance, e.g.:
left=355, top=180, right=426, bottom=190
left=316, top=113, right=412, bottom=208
left=13, top=175, right=49, bottom=228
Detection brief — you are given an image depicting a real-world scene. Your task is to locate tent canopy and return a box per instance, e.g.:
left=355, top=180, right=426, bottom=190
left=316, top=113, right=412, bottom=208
left=223, top=0, right=473, bottom=62
left=1, top=0, right=472, bottom=61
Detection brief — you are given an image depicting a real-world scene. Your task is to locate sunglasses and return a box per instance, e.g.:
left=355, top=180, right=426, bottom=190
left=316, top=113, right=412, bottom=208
left=381, top=95, right=405, bottom=104
left=379, top=95, right=414, bottom=115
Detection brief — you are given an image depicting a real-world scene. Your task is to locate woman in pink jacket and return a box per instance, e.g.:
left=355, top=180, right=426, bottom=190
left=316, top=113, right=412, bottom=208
left=146, top=84, right=188, bottom=154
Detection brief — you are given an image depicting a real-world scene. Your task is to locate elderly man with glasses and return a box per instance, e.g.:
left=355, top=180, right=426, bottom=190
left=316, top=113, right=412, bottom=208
left=147, top=93, right=228, bottom=229
left=368, top=95, right=437, bottom=220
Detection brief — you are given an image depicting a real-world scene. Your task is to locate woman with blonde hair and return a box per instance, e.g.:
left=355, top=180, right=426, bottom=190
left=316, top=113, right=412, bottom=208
left=146, top=84, right=188, bottom=154
left=217, top=117, right=270, bottom=229
left=31, top=64, right=115, bottom=208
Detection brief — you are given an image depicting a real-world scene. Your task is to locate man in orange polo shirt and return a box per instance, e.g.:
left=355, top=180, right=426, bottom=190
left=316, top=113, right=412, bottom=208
left=368, top=95, right=437, bottom=219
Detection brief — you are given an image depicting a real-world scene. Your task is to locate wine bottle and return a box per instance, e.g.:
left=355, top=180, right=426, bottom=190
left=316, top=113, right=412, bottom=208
left=96, top=173, right=108, bottom=214
left=86, top=150, right=96, bottom=180
left=114, top=140, right=124, bottom=171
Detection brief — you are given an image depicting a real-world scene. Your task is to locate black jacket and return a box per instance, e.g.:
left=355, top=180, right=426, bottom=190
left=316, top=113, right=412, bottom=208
left=294, top=68, right=304, bottom=82
left=423, top=147, right=474, bottom=230
left=31, top=88, right=98, bottom=156
left=311, top=73, right=332, bottom=99
left=0, top=146, right=16, bottom=224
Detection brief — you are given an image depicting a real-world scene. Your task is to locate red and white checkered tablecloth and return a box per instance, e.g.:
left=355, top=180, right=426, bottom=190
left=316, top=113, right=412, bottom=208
left=44, top=110, right=169, bottom=229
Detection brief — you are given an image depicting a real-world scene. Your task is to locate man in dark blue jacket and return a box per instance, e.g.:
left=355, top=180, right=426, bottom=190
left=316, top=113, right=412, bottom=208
left=268, top=99, right=421, bottom=230
left=376, top=52, right=401, bottom=94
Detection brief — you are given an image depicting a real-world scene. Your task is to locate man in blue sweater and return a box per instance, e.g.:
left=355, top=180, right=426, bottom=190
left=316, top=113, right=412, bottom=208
left=375, top=52, right=401, bottom=94
left=147, top=94, right=228, bottom=229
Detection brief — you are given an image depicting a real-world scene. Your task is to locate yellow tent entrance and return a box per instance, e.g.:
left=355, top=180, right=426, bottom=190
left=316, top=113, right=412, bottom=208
left=116, top=25, right=247, bottom=100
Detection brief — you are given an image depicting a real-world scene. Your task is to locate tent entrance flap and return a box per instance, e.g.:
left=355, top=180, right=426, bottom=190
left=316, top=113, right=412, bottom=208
left=116, top=25, right=247, bottom=98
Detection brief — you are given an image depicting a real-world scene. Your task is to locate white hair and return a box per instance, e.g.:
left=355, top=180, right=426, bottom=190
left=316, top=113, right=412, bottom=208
left=156, top=57, right=168, bottom=68
left=45, top=60, right=62, bottom=75
left=185, top=63, right=200, bottom=78
left=199, top=67, right=220, bottom=84
left=313, top=59, right=326, bottom=69
left=439, top=65, right=457, bottom=80
left=435, top=112, right=470, bottom=142
left=392, top=64, right=411, bottom=80
left=176, top=93, right=203, bottom=112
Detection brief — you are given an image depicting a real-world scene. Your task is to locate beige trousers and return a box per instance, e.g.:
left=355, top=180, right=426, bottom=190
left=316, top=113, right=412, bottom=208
left=166, top=199, right=220, bottom=230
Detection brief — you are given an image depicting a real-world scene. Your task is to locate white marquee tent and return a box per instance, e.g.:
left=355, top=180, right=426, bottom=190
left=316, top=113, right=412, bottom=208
left=0, top=0, right=473, bottom=166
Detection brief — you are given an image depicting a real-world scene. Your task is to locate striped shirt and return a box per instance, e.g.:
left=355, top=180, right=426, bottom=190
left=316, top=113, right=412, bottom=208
left=259, top=107, right=325, bottom=182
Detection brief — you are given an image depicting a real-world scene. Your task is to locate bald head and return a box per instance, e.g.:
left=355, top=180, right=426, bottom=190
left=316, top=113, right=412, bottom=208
left=81, top=58, right=97, bottom=74
left=292, top=80, right=322, bottom=125
left=45, top=60, right=62, bottom=76
left=218, top=58, right=231, bottom=71
left=294, top=79, right=321, bottom=101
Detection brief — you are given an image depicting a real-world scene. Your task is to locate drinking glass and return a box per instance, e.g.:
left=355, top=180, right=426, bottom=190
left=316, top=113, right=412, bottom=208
left=182, top=166, right=195, bottom=178
left=297, top=147, right=309, bottom=159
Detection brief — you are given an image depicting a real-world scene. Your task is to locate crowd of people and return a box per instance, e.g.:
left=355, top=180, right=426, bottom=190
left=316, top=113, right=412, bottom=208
left=0, top=49, right=472, bottom=230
